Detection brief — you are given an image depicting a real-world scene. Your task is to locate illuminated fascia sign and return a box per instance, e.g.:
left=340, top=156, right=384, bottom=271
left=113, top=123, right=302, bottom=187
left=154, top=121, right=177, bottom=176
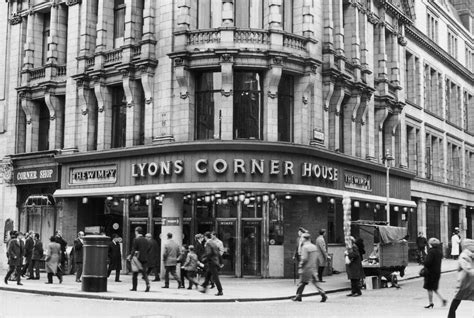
left=70, top=165, right=117, bottom=185
left=13, top=165, right=58, bottom=185
left=132, top=159, right=338, bottom=181
left=344, top=171, right=372, bottom=191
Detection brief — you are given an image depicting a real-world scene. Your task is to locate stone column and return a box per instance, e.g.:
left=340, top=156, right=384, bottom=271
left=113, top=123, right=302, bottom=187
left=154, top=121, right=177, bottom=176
left=160, top=193, right=183, bottom=275
left=122, top=70, right=143, bottom=147
left=140, top=65, right=155, bottom=145
left=440, top=202, right=449, bottom=255
left=44, top=90, right=64, bottom=150
left=22, top=12, right=35, bottom=85
left=459, top=205, right=467, bottom=240
left=333, top=0, right=345, bottom=70
left=417, top=198, right=427, bottom=236
left=268, top=0, right=282, bottom=30
left=20, top=94, right=39, bottom=153
left=46, top=2, right=59, bottom=68
left=375, top=20, right=388, bottom=95
left=219, top=54, right=234, bottom=140
left=93, top=76, right=112, bottom=150
left=263, top=57, right=282, bottom=142
left=63, top=0, right=82, bottom=153
left=346, top=91, right=361, bottom=157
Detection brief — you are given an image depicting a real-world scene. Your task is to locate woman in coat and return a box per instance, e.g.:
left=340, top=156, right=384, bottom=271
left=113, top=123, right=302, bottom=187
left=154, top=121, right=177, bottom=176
left=107, top=234, right=122, bottom=282
left=45, top=236, right=62, bottom=284
left=345, top=236, right=363, bottom=297
left=447, top=239, right=474, bottom=318
left=422, top=237, right=447, bottom=308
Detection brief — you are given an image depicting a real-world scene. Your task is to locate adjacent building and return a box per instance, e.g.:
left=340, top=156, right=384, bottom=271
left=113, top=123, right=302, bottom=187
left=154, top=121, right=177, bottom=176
left=0, top=0, right=472, bottom=277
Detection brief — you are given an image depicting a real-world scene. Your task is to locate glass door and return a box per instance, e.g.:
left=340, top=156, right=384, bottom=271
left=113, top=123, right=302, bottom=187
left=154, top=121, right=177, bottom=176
left=242, top=220, right=261, bottom=276
left=217, top=220, right=236, bottom=275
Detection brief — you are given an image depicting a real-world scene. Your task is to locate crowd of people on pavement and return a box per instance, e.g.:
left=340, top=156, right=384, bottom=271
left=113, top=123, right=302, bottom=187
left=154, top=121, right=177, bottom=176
left=3, top=225, right=473, bottom=314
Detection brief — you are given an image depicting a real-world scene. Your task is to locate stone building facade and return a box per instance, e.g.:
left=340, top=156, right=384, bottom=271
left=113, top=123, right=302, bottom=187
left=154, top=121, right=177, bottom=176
left=0, top=0, right=471, bottom=276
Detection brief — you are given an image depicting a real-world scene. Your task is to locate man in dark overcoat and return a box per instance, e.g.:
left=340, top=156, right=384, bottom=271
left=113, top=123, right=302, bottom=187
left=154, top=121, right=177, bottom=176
left=73, top=231, right=84, bottom=282
left=31, top=233, right=43, bottom=280
left=130, top=227, right=150, bottom=292
left=145, top=233, right=160, bottom=281
left=4, top=231, right=24, bottom=285
left=54, top=230, right=67, bottom=273
left=107, top=234, right=122, bottom=282
left=22, top=231, right=34, bottom=278
left=199, top=231, right=224, bottom=296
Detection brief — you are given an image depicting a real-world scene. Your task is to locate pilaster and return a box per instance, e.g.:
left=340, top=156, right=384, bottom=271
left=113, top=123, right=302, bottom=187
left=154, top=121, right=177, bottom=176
left=122, top=70, right=142, bottom=147
left=44, top=89, right=64, bottom=150
left=440, top=202, right=449, bottom=254
left=93, top=76, right=112, bottom=150
left=160, top=193, right=184, bottom=275
left=264, top=57, right=283, bottom=142
left=77, top=79, right=97, bottom=152
left=459, top=205, right=467, bottom=240
left=417, top=198, right=427, bottom=236
left=20, top=93, right=39, bottom=153
left=219, top=53, right=234, bottom=140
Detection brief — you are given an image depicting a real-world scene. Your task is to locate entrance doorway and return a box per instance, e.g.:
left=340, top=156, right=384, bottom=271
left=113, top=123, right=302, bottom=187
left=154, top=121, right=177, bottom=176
left=217, top=220, right=236, bottom=275
left=242, top=220, right=261, bottom=276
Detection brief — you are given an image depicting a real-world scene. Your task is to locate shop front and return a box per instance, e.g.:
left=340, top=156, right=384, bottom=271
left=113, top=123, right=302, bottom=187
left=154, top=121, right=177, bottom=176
left=54, top=142, right=416, bottom=278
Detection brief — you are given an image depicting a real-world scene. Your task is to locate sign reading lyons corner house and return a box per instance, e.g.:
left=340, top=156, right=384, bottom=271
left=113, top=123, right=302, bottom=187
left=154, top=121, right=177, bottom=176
left=69, top=165, right=117, bottom=185
left=131, top=159, right=338, bottom=181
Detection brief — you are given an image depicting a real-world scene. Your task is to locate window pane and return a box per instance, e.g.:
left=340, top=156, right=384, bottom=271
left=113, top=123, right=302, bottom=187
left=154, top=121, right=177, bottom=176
left=235, top=0, right=250, bottom=28
left=281, top=0, right=293, bottom=32
left=195, top=72, right=220, bottom=140
left=278, top=74, right=293, bottom=142
left=198, top=0, right=211, bottom=29
left=111, top=87, right=126, bottom=148
left=42, top=13, right=51, bottom=65
left=114, top=4, right=125, bottom=47
left=233, top=72, right=262, bottom=139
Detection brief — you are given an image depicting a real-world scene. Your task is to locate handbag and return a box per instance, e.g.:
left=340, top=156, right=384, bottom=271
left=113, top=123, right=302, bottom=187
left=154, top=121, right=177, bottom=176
left=419, top=268, right=427, bottom=277
left=345, top=255, right=351, bottom=265
left=131, top=255, right=143, bottom=272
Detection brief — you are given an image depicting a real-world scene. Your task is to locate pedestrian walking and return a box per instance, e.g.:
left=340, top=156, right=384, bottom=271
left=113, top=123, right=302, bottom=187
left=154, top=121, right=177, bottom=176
left=315, top=229, right=330, bottom=282
left=45, top=236, right=63, bottom=284
left=31, top=233, right=43, bottom=280
left=447, top=239, right=474, bottom=318
left=107, top=234, right=122, bottom=282
left=194, top=233, right=206, bottom=282
left=293, top=227, right=308, bottom=263
left=292, top=232, right=327, bottom=302
left=4, top=231, right=23, bottom=285
left=451, top=229, right=461, bottom=260
left=345, top=236, right=363, bottom=297
left=145, top=233, right=160, bottom=281
left=416, top=232, right=428, bottom=264
left=355, top=237, right=366, bottom=289
left=198, top=231, right=223, bottom=296
left=422, top=237, right=447, bottom=308
left=177, top=244, right=189, bottom=288
left=73, top=231, right=84, bottom=282
left=54, top=230, right=67, bottom=274
left=161, top=232, right=181, bottom=289
left=211, top=232, right=224, bottom=256
left=21, top=231, right=34, bottom=279
left=129, top=226, right=150, bottom=292
left=182, top=245, right=203, bottom=289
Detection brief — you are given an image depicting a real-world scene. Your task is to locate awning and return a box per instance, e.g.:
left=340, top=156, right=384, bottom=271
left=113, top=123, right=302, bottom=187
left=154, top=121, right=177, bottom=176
left=53, top=182, right=417, bottom=208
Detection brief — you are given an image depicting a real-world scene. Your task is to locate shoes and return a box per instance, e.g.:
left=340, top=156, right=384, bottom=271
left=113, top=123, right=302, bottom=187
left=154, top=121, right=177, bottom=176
left=145, top=286, right=150, bottom=292
left=352, top=293, right=362, bottom=297
left=45, top=282, right=52, bottom=284
left=424, top=303, right=434, bottom=309
left=319, top=280, right=326, bottom=283
left=198, top=286, right=207, bottom=293
left=26, top=277, right=34, bottom=280
left=321, top=294, right=328, bottom=303
left=178, top=285, right=184, bottom=289
left=4, top=277, right=8, bottom=285
left=161, top=286, right=169, bottom=289
left=17, top=282, right=23, bottom=286
left=346, top=293, right=354, bottom=297
left=215, top=291, right=223, bottom=296
left=75, top=279, right=81, bottom=283
left=59, top=278, right=63, bottom=284
left=152, top=278, right=160, bottom=282
left=210, top=283, right=215, bottom=289
left=187, top=286, right=193, bottom=290
left=292, top=296, right=302, bottom=302
left=442, top=300, right=447, bottom=307
left=115, top=280, right=122, bottom=282
left=130, top=288, right=137, bottom=291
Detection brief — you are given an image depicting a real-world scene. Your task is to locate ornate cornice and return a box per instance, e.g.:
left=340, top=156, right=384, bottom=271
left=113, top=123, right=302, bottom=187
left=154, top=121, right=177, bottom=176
left=9, top=12, right=22, bottom=25
left=405, top=25, right=474, bottom=82
left=66, top=0, right=82, bottom=6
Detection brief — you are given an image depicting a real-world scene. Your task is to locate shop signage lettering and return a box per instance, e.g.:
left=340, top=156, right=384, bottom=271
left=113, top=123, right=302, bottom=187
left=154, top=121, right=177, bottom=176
left=13, top=165, right=58, bottom=185
left=132, top=159, right=338, bottom=182
left=70, top=165, right=117, bottom=185
left=344, top=171, right=372, bottom=191
left=162, top=217, right=180, bottom=226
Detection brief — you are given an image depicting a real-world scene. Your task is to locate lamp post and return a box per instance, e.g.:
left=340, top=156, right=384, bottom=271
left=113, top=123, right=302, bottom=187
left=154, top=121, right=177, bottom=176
left=384, top=149, right=394, bottom=225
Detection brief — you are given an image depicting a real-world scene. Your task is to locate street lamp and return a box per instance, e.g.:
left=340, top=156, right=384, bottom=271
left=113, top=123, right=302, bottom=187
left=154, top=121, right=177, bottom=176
left=383, top=149, right=394, bottom=224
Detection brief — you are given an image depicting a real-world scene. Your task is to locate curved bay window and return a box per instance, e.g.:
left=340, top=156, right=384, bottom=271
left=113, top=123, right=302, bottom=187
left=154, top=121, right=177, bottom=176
left=195, top=72, right=221, bottom=140
left=234, top=72, right=263, bottom=139
left=278, top=74, right=294, bottom=142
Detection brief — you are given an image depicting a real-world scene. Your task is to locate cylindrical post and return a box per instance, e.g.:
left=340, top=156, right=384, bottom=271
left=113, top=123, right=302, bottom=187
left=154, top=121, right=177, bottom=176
left=386, top=164, right=390, bottom=225
left=82, top=235, right=110, bottom=292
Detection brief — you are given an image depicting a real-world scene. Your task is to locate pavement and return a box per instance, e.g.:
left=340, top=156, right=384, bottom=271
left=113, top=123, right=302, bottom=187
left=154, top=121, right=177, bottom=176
left=0, top=259, right=459, bottom=303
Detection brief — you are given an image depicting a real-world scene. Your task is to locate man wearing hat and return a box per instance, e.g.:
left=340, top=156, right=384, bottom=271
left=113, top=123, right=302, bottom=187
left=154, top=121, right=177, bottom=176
left=292, top=232, right=327, bottom=302
left=293, top=227, right=308, bottom=263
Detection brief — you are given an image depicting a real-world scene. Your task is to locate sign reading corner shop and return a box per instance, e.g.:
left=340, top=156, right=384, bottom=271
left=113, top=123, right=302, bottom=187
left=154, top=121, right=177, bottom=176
left=69, top=165, right=117, bottom=185
left=13, top=165, right=58, bottom=185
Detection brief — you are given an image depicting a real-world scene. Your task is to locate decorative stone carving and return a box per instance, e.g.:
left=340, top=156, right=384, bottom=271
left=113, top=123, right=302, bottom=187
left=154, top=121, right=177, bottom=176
left=66, top=0, right=82, bottom=6
left=221, top=54, right=232, bottom=63
left=0, top=159, right=13, bottom=184
left=9, top=12, right=22, bottom=25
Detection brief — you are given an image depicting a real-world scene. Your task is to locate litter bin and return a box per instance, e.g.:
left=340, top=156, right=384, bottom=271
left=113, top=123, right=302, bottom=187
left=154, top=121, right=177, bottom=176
left=82, top=235, right=110, bottom=292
